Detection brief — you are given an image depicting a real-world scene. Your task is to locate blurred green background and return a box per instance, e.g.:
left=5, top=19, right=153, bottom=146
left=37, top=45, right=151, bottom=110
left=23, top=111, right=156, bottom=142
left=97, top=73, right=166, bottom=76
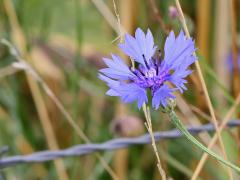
left=0, top=0, right=239, bottom=179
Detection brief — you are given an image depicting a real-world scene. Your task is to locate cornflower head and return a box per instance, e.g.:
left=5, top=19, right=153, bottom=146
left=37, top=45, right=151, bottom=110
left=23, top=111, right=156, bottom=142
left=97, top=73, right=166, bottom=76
left=98, top=28, right=240, bottom=173
left=99, top=28, right=197, bottom=109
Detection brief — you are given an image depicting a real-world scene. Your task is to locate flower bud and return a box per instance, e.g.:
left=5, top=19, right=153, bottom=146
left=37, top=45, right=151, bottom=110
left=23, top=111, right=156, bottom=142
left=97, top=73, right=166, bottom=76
left=168, top=6, right=178, bottom=19
left=160, top=98, right=176, bottom=113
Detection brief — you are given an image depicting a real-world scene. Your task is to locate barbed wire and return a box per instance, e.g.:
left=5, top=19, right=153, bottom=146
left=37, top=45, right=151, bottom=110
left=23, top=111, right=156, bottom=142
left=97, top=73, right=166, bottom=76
left=0, top=119, right=239, bottom=169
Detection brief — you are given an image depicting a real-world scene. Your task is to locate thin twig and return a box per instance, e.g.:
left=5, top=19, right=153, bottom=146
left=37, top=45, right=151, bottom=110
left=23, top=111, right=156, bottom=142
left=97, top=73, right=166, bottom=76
left=175, top=0, right=233, bottom=179
left=111, top=1, right=129, bottom=179
left=191, top=93, right=240, bottom=179
left=1, top=119, right=239, bottom=169
left=173, top=87, right=221, bottom=154
left=1, top=39, right=119, bottom=180
left=169, top=83, right=222, bottom=157
left=91, top=0, right=125, bottom=35
left=168, top=110, right=240, bottom=174
left=112, top=0, right=123, bottom=42
left=112, top=0, right=135, bottom=69
left=143, top=104, right=166, bottom=180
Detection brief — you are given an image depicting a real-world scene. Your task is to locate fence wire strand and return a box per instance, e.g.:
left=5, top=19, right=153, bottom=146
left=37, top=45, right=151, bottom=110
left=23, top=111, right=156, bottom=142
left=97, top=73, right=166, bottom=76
left=0, top=119, right=240, bottom=169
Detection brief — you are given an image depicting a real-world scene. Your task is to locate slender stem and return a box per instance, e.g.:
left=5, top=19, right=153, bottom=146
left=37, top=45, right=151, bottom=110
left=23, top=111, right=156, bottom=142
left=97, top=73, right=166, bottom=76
left=112, top=0, right=123, bottom=42
left=111, top=0, right=135, bottom=70
left=175, top=0, right=233, bottom=179
left=191, top=93, right=240, bottom=179
left=143, top=104, right=166, bottom=180
left=91, top=0, right=124, bottom=35
left=168, top=110, right=240, bottom=173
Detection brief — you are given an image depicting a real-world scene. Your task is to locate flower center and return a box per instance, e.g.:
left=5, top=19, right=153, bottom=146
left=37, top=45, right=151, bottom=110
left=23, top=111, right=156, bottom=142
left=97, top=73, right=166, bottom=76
left=145, top=68, right=157, bottom=78
left=131, top=65, right=169, bottom=91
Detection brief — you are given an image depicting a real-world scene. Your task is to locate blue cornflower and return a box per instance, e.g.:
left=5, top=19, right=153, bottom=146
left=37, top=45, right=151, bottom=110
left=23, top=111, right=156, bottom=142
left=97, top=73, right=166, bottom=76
left=99, top=28, right=197, bottom=109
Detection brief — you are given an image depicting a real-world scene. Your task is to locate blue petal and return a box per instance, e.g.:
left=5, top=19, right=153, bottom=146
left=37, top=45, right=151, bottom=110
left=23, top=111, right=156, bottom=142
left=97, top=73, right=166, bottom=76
left=99, top=74, right=148, bottom=109
left=118, top=83, right=148, bottom=109
left=168, top=68, right=193, bottom=93
left=98, top=74, right=122, bottom=96
left=106, top=89, right=120, bottom=96
left=119, top=28, right=157, bottom=67
left=98, top=74, right=120, bottom=89
left=152, top=84, right=175, bottom=109
left=100, top=54, right=135, bottom=80
left=163, top=30, right=197, bottom=70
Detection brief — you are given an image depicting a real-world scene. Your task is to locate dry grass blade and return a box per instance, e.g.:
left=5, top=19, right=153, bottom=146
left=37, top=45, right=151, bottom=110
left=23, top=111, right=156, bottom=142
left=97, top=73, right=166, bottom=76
left=175, top=0, right=233, bottom=179
left=0, top=65, right=20, bottom=79
left=91, top=0, right=125, bottom=35
left=2, top=39, right=119, bottom=180
left=3, top=0, right=119, bottom=179
left=3, top=1, right=69, bottom=179
left=112, top=0, right=123, bottom=42
left=111, top=1, right=130, bottom=179
left=143, top=104, right=167, bottom=180
left=191, top=93, right=240, bottom=179
left=174, top=91, right=221, bottom=154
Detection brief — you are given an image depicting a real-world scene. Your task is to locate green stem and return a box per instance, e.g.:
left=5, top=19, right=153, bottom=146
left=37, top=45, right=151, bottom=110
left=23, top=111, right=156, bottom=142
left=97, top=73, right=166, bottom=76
left=168, top=110, right=240, bottom=173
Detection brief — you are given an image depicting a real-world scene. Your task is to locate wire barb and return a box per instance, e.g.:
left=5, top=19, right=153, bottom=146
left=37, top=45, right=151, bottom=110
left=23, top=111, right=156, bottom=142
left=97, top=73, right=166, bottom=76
left=0, top=120, right=239, bottom=169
